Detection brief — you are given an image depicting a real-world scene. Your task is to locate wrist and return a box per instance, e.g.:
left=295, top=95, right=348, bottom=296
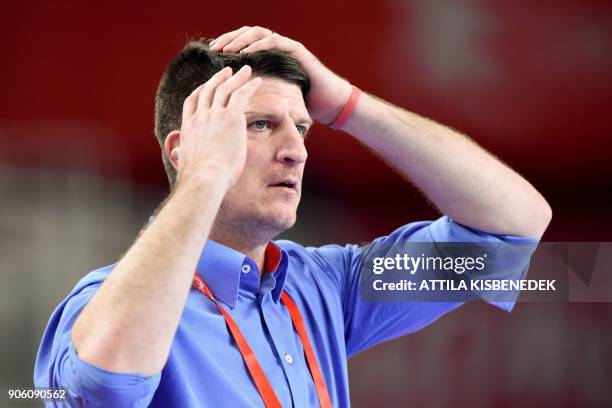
left=179, top=159, right=237, bottom=188
left=328, top=85, right=362, bottom=129
left=174, top=167, right=232, bottom=202
left=313, top=80, right=352, bottom=124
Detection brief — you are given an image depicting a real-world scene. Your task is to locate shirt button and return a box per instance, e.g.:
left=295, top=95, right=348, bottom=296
left=241, top=264, right=251, bottom=274
left=284, top=352, right=293, bottom=365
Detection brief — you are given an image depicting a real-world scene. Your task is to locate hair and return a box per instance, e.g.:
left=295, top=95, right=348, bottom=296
left=154, top=40, right=310, bottom=188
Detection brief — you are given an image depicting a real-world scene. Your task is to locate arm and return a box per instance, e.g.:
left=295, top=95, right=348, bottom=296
left=211, top=27, right=552, bottom=238
left=341, top=92, right=552, bottom=238
left=71, top=66, right=262, bottom=376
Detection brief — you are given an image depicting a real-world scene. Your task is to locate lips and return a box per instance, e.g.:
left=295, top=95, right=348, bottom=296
left=268, top=177, right=298, bottom=191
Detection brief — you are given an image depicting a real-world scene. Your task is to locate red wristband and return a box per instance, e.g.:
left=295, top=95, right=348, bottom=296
left=330, top=86, right=362, bottom=129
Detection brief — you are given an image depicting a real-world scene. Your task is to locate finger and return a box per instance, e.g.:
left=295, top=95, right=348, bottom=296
left=209, top=26, right=251, bottom=51
left=240, top=34, right=299, bottom=55
left=183, top=68, right=233, bottom=122
left=182, top=82, right=206, bottom=123
left=220, top=26, right=272, bottom=53
left=227, top=76, right=263, bottom=112
left=210, top=65, right=253, bottom=109
left=196, top=66, right=233, bottom=112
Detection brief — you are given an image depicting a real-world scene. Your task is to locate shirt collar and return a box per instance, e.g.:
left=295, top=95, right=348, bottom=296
left=196, top=239, right=288, bottom=308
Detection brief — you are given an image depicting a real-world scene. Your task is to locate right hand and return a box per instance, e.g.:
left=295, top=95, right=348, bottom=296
left=175, top=65, right=262, bottom=191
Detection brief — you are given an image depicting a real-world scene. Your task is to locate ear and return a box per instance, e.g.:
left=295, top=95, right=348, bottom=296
left=163, top=130, right=181, bottom=170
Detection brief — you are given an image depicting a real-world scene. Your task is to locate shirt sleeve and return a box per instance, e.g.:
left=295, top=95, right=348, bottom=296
left=34, top=273, right=161, bottom=407
left=308, top=216, right=539, bottom=358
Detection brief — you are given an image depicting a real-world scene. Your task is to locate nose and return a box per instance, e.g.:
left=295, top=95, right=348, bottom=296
left=275, top=120, right=308, bottom=166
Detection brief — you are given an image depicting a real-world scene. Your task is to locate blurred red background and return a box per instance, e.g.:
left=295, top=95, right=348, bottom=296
left=2, top=0, right=611, bottom=407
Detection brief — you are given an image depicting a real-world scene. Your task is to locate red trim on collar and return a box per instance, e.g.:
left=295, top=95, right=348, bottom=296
left=264, top=242, right=282, bottom=273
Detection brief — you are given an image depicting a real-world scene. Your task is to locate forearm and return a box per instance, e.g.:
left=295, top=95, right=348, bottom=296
left=342, top=92, right=552, bottom=238
left=72, top=176, right=227, bottom=376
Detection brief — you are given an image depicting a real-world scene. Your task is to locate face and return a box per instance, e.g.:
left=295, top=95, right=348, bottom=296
left=214, top=76, right=311, bottom=242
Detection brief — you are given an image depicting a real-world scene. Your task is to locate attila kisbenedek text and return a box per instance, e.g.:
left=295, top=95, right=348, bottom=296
left=370, top=254, right=556, bottom=292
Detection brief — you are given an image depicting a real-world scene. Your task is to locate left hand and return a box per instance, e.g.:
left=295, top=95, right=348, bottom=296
left=209, top=26, right=352, bottom=124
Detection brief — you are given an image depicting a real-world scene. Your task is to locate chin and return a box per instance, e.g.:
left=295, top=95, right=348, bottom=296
left=267, top=211, right=296, bottom=232
left=259, top=206, right=297, bottom=235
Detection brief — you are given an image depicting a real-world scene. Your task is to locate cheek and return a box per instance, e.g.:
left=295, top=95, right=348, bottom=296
left=246, top=138, right=270, bottom=161
left=243, top=143, right=271, bottom=176
left=232, top=157, right=265, bottom=194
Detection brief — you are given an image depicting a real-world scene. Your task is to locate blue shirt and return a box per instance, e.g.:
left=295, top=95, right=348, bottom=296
left=34, top=216, right=537, bottom=407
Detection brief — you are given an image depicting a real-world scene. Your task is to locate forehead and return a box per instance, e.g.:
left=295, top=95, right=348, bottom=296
left=246, top=76, right=310, bottom=121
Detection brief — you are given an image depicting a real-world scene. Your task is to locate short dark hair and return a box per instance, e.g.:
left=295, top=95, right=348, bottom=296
left=154, top=40, right=310, bottom=188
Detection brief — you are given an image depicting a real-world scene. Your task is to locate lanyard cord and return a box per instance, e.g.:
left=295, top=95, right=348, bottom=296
left=193, top=273, right=333, bottom=408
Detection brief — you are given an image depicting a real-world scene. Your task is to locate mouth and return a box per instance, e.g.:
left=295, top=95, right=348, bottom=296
left=268, top=178, right=298, bottom=193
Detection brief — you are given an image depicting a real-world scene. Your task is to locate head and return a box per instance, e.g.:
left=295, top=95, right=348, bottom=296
left=154, top=40, right=311, bottom=245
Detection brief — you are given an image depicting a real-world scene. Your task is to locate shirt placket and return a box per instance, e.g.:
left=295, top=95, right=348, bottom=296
left=259, top=279, right=315, bottom=407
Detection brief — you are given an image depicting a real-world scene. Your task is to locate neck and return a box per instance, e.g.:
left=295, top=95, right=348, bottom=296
left=209, top=228, right=269, bottom=277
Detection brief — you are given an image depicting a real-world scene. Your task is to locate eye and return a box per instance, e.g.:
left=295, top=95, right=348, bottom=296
left=249, top=120, right=271, bottom=131
left=296, top=125, right=309, bottom=138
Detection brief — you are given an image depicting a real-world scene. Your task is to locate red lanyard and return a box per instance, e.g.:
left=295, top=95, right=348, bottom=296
left=193, top=273, right=333, bottom=408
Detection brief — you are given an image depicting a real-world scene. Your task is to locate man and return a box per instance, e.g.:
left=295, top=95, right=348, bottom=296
left=34, top=26, right=551, bottom=407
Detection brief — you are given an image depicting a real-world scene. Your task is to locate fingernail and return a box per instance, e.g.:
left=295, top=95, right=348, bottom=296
left=209, top=39, right=217, bottom=46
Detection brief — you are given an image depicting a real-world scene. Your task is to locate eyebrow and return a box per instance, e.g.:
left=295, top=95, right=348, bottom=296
left=297, top=118, right=314, bottom=127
